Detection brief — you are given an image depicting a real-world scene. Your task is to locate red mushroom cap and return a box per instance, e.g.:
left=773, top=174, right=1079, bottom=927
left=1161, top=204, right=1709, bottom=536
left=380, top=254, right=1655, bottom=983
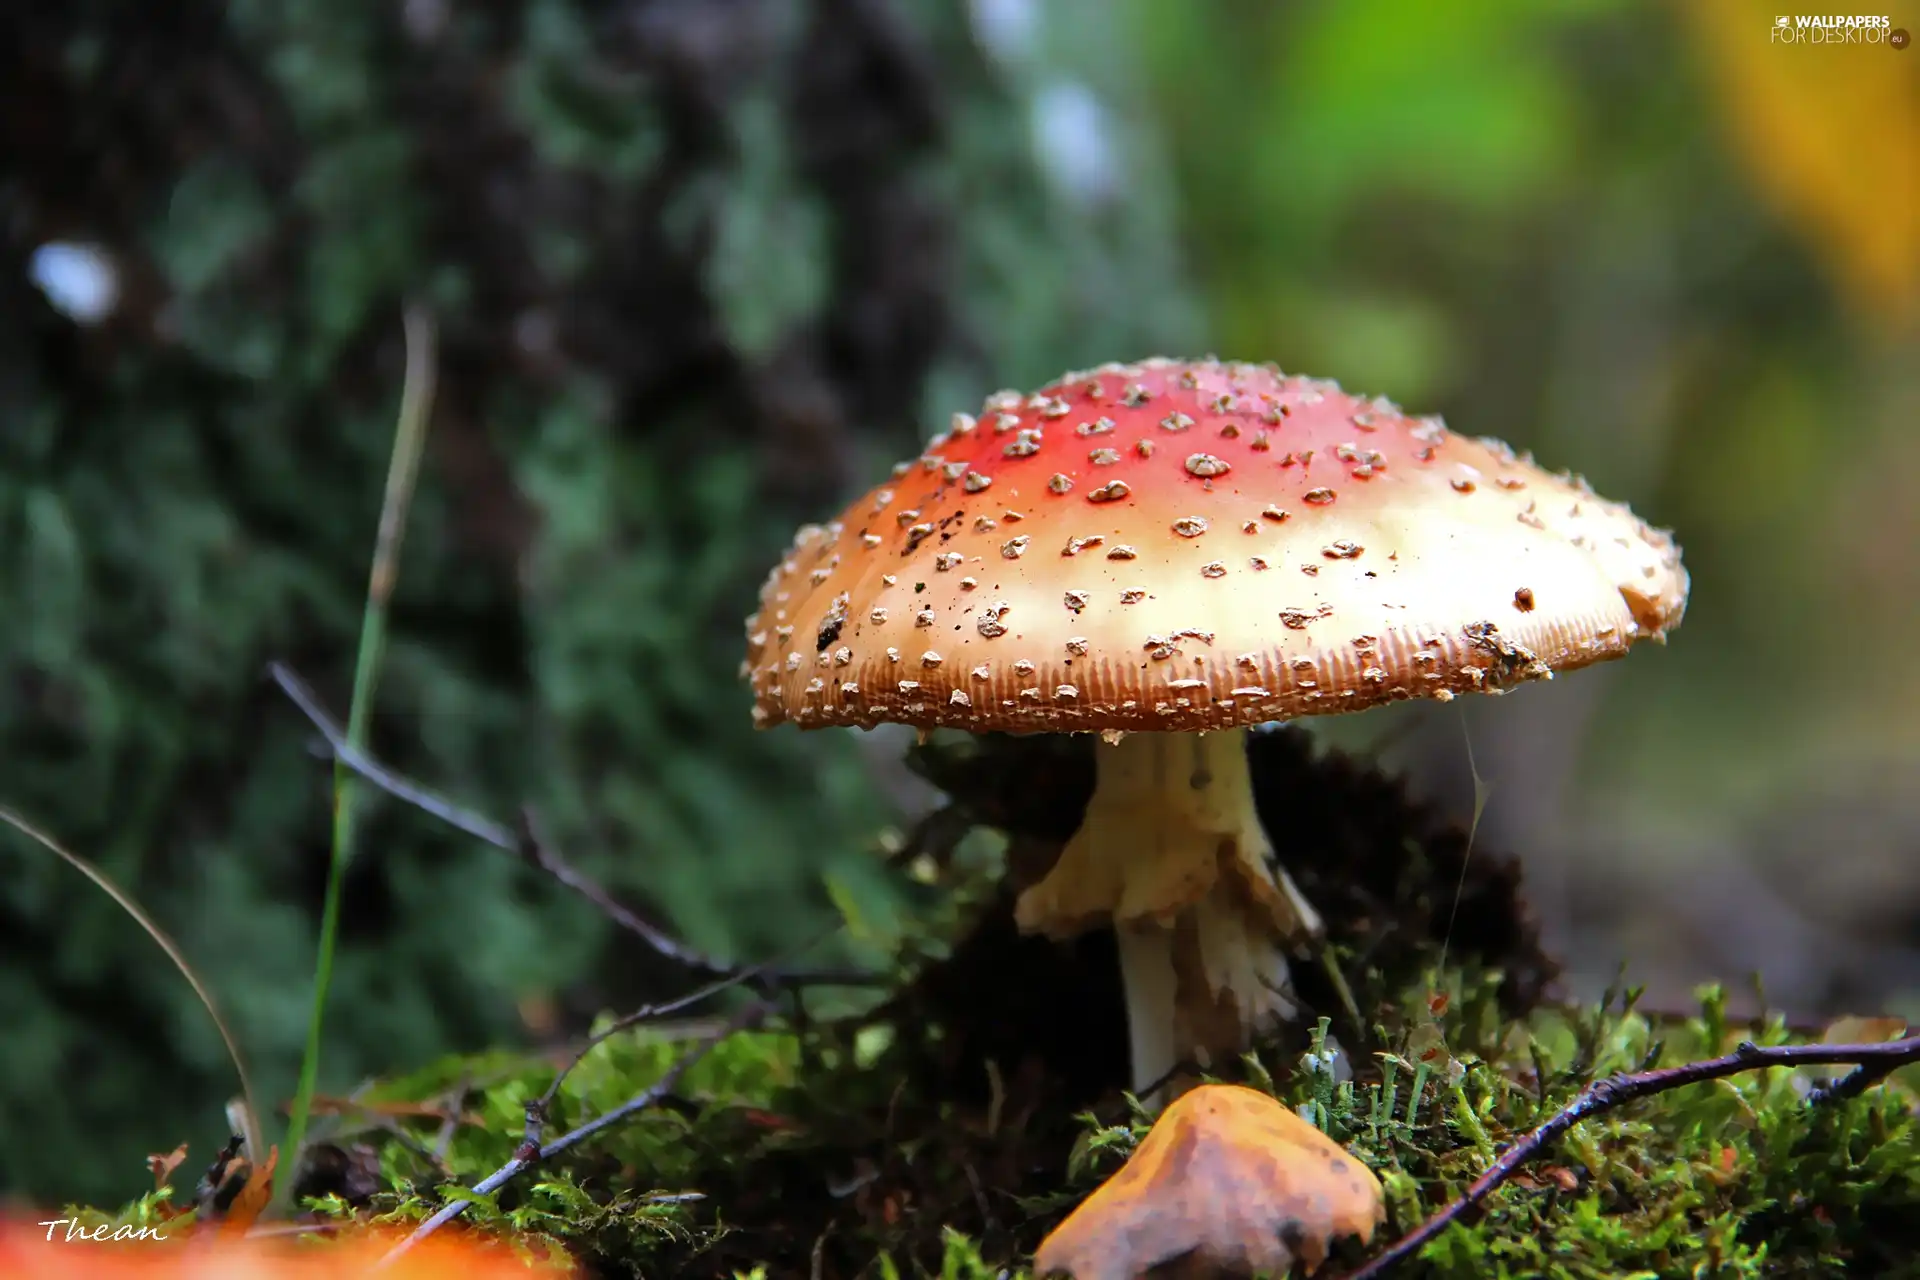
left=744, top=357, right=1687, bottom=733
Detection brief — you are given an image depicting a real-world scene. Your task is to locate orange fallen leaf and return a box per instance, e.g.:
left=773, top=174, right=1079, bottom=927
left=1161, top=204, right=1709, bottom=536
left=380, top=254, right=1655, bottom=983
left=1033, top=1084, right=1385, bottom=1280
left=0, top=1221, right=573, bottom=1278
left=145, top=1147, right=187, bottom=1194
left=218, top=1145, right=278, bottom=1238
left=733, top=1107, right=806, bottom=1133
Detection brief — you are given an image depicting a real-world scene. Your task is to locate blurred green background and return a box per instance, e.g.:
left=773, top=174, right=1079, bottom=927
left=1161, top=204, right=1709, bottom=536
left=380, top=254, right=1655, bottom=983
left=2, top=0, right=1914, bottom=1206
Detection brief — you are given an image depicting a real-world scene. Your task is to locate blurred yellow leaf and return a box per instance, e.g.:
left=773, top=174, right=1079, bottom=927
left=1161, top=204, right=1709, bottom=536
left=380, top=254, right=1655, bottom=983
left=1685, top=2, right=1920, bottom=319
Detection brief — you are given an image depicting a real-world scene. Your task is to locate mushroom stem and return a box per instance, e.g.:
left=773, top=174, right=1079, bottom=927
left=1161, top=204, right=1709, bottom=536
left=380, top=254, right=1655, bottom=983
left=1015, top=728, right=1323, bottom=1099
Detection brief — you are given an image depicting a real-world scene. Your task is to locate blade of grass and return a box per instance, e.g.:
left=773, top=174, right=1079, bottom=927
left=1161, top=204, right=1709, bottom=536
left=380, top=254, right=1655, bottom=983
left=1435, top=707, right=1492, bottom=980
left=0, top=806, right=263, bottom=1163
left=277, top=305, right=438, bottom=1212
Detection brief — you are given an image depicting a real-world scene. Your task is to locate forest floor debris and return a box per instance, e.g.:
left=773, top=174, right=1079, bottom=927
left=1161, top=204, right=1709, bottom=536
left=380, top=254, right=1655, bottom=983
left=70, top=730, right=1920, bottom=1277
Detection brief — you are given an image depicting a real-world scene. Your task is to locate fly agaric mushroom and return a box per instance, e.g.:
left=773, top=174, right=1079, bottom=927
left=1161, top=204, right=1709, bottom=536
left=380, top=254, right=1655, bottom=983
left=743, top=357, right=1687, bottom=1095
left=1032, top=1083, right=1385, bottom=1280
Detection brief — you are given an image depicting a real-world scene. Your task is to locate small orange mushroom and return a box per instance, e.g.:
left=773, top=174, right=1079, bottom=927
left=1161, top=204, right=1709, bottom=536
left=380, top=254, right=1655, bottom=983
left=1033, top=1084, right=1385, bottom=1280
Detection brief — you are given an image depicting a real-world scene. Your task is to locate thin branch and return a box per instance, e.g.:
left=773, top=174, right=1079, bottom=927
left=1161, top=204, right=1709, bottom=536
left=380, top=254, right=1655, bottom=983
left=367, top=1117, right=455, bottom=1180
left=1805, top=1054, right=1905, bottom=1106
left=268, top=661, right=883, bottom=989
left=1342, top=1034, right=1920, bottom=1279
left=270, top=662, right=516, bottom=849
left=534, top=950, right=807, bottom=1117
left=517, top=805, right=727, bottom=975
left=431, top=1072, right=471, bottom=1164
left=371, top=1002, right=771, bottom=1271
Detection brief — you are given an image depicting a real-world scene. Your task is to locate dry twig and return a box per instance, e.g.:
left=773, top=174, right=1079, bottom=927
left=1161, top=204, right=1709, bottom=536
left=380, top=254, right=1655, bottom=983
left=268, top=662, right=881, bottom=990
left=1343, top=1033, right=1920, bottom=1279
left=534, top=950, right=812, bottom=1117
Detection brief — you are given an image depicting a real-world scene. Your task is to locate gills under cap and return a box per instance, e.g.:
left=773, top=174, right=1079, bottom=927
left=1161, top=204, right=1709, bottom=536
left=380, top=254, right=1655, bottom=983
left=744, top=357, right=1688, bottom=733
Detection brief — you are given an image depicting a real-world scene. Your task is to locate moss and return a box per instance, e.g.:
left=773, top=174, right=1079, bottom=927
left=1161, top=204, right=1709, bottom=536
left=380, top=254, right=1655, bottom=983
left=94, top=730, right=1920, bottom=1276
left=256, top=988, right=1920, bottom=1278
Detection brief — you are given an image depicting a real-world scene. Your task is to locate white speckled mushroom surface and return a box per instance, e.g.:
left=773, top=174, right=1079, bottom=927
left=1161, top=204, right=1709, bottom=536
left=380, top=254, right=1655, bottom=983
left=744, top=357, right=1688, bottom=732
